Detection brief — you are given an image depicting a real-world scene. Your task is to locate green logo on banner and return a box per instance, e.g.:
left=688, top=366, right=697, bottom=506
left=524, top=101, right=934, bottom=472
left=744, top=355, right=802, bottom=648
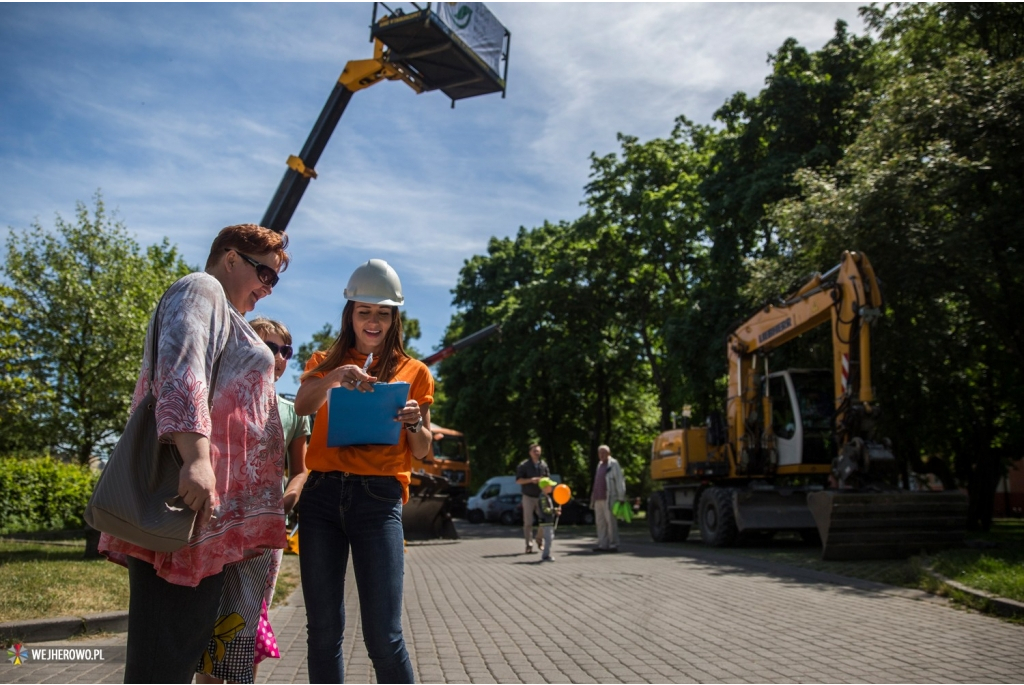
left=453, top=5, right=473, bottom=29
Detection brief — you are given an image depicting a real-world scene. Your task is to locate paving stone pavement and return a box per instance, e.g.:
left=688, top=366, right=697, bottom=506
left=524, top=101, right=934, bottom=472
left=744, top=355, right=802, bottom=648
left=4, top=521, right=1024, bottom=684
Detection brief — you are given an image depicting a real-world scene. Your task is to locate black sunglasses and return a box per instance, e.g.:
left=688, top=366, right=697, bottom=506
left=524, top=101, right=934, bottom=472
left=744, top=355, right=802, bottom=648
left=265, top=341, right=293, bottom=360
left=229, top=249, right=279, bottom=288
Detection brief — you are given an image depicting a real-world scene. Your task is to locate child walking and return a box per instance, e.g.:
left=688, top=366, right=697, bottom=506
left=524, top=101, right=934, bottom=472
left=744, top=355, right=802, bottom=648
left=537, top=477, right=562, bottom=562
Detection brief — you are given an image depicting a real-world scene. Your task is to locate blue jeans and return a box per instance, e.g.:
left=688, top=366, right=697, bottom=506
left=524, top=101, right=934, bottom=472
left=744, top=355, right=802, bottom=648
left=298, top=471, right=414, bottom=684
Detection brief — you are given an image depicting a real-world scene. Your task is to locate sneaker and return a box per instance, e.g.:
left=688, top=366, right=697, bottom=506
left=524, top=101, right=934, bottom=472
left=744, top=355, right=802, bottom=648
left=541, top=556, right=554, bottom=562
left=526, top=543, right=536, bottom=554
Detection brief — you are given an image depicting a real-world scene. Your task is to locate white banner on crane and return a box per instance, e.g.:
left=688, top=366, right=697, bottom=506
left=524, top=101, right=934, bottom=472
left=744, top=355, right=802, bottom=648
left=435, top=2, right=505, bottom=76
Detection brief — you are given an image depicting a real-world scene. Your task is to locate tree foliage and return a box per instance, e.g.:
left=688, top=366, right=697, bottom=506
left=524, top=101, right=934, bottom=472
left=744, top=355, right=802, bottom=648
left=0, top=193, right=191, bottom=463
left=437, top=3, right=1023, bottom=517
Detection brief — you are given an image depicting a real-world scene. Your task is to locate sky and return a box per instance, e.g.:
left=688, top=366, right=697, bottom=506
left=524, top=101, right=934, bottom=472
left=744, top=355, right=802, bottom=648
left=0, top=2, right=868, bottom=395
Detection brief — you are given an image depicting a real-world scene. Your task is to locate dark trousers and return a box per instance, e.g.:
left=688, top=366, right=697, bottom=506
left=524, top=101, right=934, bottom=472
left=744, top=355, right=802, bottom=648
left=298, top=471, right=414, bottom=684
left=124, top=555, right=225, bottom=683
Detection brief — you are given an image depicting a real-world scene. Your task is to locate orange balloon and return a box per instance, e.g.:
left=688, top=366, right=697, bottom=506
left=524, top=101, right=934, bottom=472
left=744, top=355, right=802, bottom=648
left=553, top=483, right=571, bottom=505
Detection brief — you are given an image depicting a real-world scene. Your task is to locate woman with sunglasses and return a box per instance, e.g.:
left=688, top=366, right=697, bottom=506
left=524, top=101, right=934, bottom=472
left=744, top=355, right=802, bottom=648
left=196, top=317, right=309, bottom=684
left=99, top=224, right=289, bottom=683
left=295, top=259, right=434, bottom=683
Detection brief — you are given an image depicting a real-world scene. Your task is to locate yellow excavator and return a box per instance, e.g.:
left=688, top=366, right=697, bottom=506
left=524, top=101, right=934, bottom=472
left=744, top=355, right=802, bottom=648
left=648, top=251, right=968, bottom=560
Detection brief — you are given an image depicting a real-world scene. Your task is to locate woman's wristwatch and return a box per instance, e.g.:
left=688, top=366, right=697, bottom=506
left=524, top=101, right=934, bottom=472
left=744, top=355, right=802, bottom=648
left=404, top=417, right=423, bottom=433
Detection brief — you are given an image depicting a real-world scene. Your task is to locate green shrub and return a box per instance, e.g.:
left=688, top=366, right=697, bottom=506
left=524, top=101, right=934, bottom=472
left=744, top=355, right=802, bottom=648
left=0, top=455, right=99, bottom=534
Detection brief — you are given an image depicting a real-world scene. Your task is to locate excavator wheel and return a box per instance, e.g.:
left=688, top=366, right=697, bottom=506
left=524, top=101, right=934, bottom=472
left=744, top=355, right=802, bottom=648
left=698, top=487, right=738, bottom=547
left=649, top=491, right=689, bottom=542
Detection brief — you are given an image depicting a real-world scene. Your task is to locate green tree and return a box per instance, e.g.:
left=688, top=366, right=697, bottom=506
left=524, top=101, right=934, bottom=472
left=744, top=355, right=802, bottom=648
left=583, top=119, right=716, bottom=431
left=769, top=49, right=1024, bottom=528
left=0, top=193, right=191, bottom=463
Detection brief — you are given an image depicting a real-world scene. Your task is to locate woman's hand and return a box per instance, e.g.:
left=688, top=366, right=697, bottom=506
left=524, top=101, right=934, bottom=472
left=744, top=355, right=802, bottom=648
left=295, top=364, right=376, bottom=415
left=325, top=364, right=376, bottom=392
left=282, top=489, right=300, bottom=516
left=171, top=432, right=219, bottom=527
left=395, top=399, right=422, bottom=426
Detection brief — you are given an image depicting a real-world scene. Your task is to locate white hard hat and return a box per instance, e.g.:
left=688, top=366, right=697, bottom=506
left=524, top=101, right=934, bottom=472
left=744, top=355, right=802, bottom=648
left=344, top=259, right=404, bottom=306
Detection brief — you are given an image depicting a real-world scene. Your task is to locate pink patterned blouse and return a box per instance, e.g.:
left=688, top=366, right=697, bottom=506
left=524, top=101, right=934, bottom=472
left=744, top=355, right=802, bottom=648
left=99, top=272, right=287, bottom=587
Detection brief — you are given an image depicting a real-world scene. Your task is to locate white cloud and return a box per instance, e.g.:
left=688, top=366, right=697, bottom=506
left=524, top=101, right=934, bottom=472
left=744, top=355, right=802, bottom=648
left=1, top=2, right=870, bottom=393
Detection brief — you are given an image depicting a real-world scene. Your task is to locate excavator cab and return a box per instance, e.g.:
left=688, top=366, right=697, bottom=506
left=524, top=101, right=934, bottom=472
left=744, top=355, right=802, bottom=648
left=766, top=369, right=835, bottom=469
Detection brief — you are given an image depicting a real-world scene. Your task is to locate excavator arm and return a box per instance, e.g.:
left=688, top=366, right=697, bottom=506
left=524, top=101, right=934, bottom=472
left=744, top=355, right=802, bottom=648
left=726, top=251, right=887, bottom=481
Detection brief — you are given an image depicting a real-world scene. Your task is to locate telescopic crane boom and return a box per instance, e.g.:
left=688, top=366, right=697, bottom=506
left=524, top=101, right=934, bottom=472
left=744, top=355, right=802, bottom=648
left=261, top=3, right=511, bottom=233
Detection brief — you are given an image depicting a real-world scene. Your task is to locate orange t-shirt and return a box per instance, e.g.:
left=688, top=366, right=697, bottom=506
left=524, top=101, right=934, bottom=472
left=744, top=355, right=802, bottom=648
left=302, top=349, right=434, bottom=503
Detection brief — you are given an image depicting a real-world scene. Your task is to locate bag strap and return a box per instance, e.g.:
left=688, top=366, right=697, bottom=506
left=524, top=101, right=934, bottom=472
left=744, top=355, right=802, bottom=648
left=148, top=281, right=225, bottom=410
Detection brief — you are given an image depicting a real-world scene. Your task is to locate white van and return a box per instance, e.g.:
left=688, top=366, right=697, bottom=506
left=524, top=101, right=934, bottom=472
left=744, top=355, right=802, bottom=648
left=465, top=476, right=519, bottom=523
left=464, top=474, right=562, bottom=524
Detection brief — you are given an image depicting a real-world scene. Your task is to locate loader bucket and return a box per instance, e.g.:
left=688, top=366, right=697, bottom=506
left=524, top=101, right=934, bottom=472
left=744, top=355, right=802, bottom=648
left=807, top=490, right=967, bottom=561
left=403, top=472, right=459, bottom=541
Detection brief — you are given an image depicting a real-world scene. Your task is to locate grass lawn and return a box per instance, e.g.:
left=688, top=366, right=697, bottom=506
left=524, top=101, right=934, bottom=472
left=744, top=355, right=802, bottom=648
left=0, top=539, right=301, bottom=623
left=0, top=540, right=128, bottom=623
left=929, top=519, right=1024, bottom=603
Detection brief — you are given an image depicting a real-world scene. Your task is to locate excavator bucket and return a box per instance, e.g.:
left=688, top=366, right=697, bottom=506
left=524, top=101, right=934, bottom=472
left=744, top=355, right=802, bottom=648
left=733, top=488, right=818, bottom=531
left=807, top=490, right=968, bottom=560
left=403, top=471, right=459, bottom=541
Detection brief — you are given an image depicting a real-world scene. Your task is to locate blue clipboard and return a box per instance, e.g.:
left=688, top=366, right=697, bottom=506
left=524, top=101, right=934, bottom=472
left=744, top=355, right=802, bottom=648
left=325, top=382, right=410, bottom=447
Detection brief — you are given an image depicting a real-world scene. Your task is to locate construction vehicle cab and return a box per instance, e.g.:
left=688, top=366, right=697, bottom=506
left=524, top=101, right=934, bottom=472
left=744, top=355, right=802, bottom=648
left=649, top=251, right=968, bottom=559
left=767, top=369, right=834, bottom=469
left=430, top=424, right=470, bottom=514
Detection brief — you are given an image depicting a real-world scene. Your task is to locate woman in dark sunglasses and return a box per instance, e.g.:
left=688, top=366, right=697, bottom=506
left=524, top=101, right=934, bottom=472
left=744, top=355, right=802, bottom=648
left=98, top=223, right=290, bottom=683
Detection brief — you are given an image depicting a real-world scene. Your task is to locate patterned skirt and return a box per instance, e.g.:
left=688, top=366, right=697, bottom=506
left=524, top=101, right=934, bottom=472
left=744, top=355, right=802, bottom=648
left=195, top=548, right=283, bottom=683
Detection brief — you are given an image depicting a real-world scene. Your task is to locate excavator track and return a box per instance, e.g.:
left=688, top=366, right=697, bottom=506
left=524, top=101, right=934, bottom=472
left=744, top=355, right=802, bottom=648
left=807, top=490, right=968, bottom=560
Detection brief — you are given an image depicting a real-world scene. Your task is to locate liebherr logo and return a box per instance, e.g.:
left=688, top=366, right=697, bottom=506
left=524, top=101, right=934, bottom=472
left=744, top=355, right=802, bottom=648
left=758, top=317, right=792, bottom=344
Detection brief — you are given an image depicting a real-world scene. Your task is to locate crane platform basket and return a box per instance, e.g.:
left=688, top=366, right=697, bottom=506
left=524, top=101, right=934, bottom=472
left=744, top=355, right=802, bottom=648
left=371, top=2, right=510, bottom=103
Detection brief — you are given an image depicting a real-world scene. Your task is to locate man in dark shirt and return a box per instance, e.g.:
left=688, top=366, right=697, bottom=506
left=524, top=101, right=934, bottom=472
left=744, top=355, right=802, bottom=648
left=515, top=443, right=550, bottom=554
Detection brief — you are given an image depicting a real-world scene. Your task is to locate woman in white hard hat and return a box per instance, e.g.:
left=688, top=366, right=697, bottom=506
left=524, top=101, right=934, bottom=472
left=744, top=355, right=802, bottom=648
left=294, top=258, right=433, bottom=684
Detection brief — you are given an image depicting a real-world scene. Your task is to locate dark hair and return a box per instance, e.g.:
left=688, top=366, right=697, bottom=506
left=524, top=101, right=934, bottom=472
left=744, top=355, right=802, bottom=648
left=301, top=300, right=408, bottom=383
left=205, top=224, right=290, bottom=271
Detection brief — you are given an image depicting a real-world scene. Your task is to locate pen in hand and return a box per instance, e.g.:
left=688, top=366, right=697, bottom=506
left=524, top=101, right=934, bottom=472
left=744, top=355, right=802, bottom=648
left=356, top=353, right=373, bottom=390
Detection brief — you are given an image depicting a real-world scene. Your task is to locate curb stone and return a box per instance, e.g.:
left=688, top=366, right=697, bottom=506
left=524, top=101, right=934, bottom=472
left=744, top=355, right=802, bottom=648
left=0, top=611, right=128, bottom=644
left=925, top=567, right=1024, bottom=618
